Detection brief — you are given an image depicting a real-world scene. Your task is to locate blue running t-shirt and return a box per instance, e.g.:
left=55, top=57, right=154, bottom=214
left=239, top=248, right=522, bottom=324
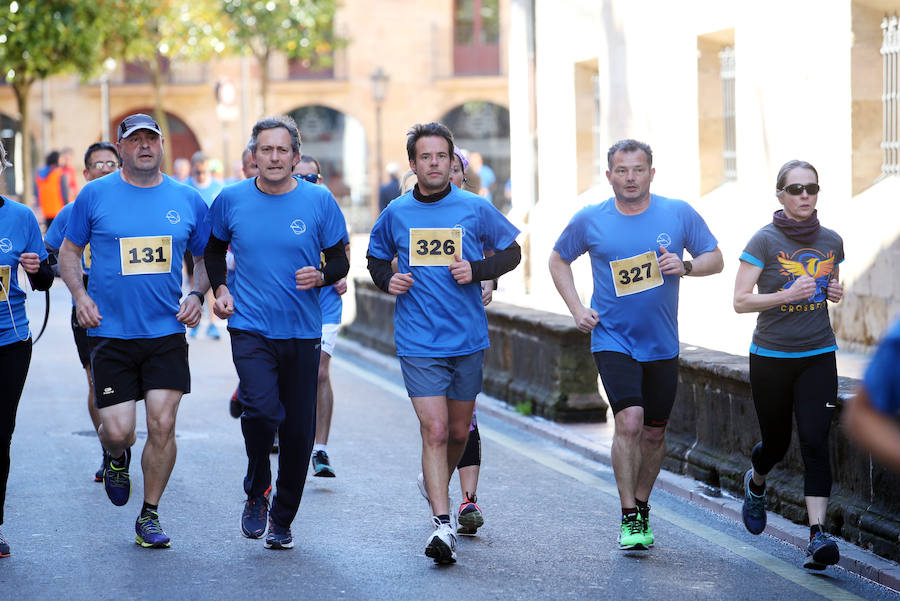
left=208, top=177, right=348, bottom=339
left=319, top=284, right=342, bottom=325
left=367, top=186, right=520, bottom=357
left=0, top=197, right=48, bottom=346
left=864, top=318, right=900, bottom=415
left=65, top=172, right=210, bottom=339
left=45, top=201, right=91, bottom=278
left=553, top=194, right=718, bottom=361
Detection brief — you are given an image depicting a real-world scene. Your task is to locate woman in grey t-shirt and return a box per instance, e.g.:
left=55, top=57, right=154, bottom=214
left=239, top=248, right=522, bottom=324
left=732, top=160, right=844, bottom=570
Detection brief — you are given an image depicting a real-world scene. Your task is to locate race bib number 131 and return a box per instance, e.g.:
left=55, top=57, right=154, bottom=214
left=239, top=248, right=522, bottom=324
left=120, top=236, right=173, bottom=275
left=609, top=250, right=663, bottom=297
left=409, top=228, right=462, bottom=267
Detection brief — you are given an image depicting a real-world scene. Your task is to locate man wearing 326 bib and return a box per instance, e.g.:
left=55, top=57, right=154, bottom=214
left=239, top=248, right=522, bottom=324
left=550, top=139, right=723, bottom=551
left=367, top=122, right=520, bottom=564
left=59, top=113, right=211, bottom=549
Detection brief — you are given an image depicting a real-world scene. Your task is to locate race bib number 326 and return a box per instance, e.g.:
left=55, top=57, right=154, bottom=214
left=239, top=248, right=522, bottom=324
left=120, top=236, right=173, bottom=275
left=609, top=250, right=663, bottom=297
left=409, top=228, right=462, bottom=267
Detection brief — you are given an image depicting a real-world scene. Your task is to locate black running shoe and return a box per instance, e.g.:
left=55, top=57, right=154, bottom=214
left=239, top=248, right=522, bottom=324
left=312, top=450, right=335, bottom=477
left=103, top=448, right=131, bottom=506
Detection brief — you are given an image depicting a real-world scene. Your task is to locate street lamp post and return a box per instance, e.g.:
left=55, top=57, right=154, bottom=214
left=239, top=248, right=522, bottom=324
left=370, top=67, right=389, bottom=209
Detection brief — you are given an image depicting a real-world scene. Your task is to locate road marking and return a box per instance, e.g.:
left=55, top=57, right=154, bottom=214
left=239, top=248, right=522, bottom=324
left=337, top=356, right=867, bottom=601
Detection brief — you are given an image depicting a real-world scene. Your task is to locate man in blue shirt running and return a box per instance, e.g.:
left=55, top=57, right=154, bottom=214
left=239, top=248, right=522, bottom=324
left=367, top=122, right=520, bottom=564
left=550, top=139, right=723, bottom=551
left=59, top=113, right=211, bottom=549
left=205, top=116, right=349, bottom=551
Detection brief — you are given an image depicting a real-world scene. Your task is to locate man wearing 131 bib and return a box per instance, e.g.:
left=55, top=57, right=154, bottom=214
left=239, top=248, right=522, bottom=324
left=367, top=122, right=520, bottom=564
left=205, top=116, right=349, bottom=550
left=549, top=139, right=723, bottom=551
left=59, top=113, right=211, bottom=549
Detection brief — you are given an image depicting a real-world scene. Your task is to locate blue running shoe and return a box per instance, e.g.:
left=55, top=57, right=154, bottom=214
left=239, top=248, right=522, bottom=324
left=189, top=325, right=199, bottom=339
left=241, top=495, right=268, bottom=539
left=264, top=517, right=293, bottom=549
left=0, top=530, right=10, bottom=557
left=135, top=510, right=171, bottom=548
left=804, top=530, right=840, bottom=570
left=741, top=468, right=766, bottom=535
left=312, top=450, right=335, bottom=477
left=103, top=448, right=131, bottom=507
left=206, top=323, right=221, bottom=340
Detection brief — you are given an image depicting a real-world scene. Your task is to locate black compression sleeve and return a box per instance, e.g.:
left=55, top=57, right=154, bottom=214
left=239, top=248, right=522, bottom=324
left=367, top=255, right=394, bottom=293
left=321, top=241, right=349, bottom=285
left=469, top=242, right=521, bottom=282
left=27, top=258, right=55, bottom=291
left=204, top=234, right=229, bottom=291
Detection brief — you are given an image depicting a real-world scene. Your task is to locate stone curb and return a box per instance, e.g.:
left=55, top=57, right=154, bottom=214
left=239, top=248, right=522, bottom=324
left=334, top=336, right=900, bottom=593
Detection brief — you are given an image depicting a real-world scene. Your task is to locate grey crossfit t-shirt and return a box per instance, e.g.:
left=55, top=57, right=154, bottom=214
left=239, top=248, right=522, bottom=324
left=739, top=223, right=844, bottom=355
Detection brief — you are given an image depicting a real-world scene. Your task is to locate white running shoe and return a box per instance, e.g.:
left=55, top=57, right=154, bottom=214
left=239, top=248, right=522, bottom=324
left=425, top=516, right=457, bottom=564
left=417, top=472, right=430, bottom=502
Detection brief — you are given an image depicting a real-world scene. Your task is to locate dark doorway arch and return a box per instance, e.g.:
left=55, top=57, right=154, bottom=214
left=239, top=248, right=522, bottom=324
left=287, top=105, right=367, bottom=206
left=440, top=101, right=510, bottom=212
left=108, top=109, right=201, bottom=172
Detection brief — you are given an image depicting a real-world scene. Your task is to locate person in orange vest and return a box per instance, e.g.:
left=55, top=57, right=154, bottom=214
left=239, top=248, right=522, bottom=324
left=34, top=151, right=71, bottom=229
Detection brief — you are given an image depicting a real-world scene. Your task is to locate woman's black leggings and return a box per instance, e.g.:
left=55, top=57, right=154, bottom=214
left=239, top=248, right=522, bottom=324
left=0, top=338, right=33, bottom=526
left=749, top=351, right=836, bottom=497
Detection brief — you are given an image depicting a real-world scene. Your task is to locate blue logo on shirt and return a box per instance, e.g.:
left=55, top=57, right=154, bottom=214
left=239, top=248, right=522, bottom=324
left=0, top=238, right=11, bottom=253
left=166, top=210, right=181, bottom=224
left=454, top=224, right=466, bottom=237
left=290, top=219, right=307, bottom=235
left=656, top=233, right=671, bottom=249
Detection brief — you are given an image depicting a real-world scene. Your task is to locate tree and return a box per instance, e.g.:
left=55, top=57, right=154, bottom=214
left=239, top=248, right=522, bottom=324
left=0, top=0, right=120, bottom=207
left=222, top=0, right=345, bottom=116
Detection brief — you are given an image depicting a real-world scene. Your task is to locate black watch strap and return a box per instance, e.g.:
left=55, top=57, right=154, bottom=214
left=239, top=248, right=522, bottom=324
left=682, top=260, right=693, bottom=277
left=188, top=290, right=205, bottom=305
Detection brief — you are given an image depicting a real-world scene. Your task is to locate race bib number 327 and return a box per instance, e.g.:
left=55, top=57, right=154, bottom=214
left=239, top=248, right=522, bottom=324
left=409, top=228, right=462, bottom=267
left=609, top=250, right=663, bottom=297
left=120, top=236, right=173, bottom=275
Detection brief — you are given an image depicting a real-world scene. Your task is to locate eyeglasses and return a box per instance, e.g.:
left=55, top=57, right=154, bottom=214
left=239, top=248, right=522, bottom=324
left=301, top=173, right=320, bottom=183
left=91, top=160, right=118, bottom=170
left=781, top=183, right=820, bottom=196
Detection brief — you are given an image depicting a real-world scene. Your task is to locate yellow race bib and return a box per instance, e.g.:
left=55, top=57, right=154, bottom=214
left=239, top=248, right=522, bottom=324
left=119, top=236, right=172, bottom=275
left=409, top=228, right=462, bottom=267
left=84, top=243, right=92, bottom=269
left=609, top=250, right=663, bottom=297
left=0, top=265, right=9, bottom=302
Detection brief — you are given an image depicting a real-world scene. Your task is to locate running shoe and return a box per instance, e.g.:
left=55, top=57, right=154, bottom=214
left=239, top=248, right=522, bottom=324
left=241, top=495, right=268, bottom=539
left=264, top=517, right=293, bottom=549
left=741, top=468, right=767, bottom=535
left=312, top=450, right=335, bottom=477
left=0, top=530, right=9, bottom=557
left=618, top=513, right=647, bottom=550
left=271, top=433, right=279, bottom=454
left=639, top=505, right=654, bottom=547
left=229, top=388, right=242, bottom=419
left=94, top=462, right=104, bottom=483
left=425, top=516, right=457, bottom=564
left=457, top=494, right=484, bottom=535
left=416, top=472, right=450, bottom=505
left=206, top=323, right=221, bottom=340
left=189, top=325, right=199, bottom=339
left=135, top=510, right=171, bottom=548
left=804, top=530, right=840, bottom=570
left=103, top=448, right=131, bottom=506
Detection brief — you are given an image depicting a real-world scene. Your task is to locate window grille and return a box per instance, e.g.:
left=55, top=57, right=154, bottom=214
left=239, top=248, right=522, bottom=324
left=719, top=46, right=736, bottom=180
left=882, top=15, right=900, bottom=176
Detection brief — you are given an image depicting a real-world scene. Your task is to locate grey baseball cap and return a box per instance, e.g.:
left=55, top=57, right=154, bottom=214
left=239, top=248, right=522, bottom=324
left=117, top=113, right=162, bottom=140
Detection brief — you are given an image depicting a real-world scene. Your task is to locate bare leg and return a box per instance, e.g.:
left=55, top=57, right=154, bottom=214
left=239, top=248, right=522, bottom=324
left=458, top=465, right=480, bottom=498
left=315, top=352, right=333, bottom=445
left=97, top=400, right=138, bottom=458
left=806, top=496, right=828, bottom=527
left=142, top=389, right=182, bottom=505
left=634, top=425, right=667, bottom=502
left=611, top=406, right=644, bottom=508
left=85, top=366, right=100, bottom=432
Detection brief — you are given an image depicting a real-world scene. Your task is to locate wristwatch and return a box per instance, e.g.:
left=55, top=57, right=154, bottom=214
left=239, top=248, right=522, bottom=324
left=682, top=260, right=692, bottom=277
left=188, top=290, right=205, bottom=305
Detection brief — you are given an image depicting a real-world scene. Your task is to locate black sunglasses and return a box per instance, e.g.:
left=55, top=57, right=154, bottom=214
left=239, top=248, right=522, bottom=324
left=301, top=173, right=320, bottom=183
left=781, top=183, right=820, bottom=196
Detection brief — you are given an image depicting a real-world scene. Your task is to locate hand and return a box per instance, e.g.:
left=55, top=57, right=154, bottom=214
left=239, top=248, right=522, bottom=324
left=388, top=272, right=414, bottom=295
left=481, top=280, right=494, bottom=306
left=295, top=266, right=322, bottom=290
left=449, top=253, right=472, bottom=284
left=74, top=295, right=102, bottom=328
left=573, top=305, right=599, bottom=333
left=657, top=245, right=685, bottom=276
left=333, top=278, right=348, bottom=296
left=176, top=293, right=203, bottom=327
left=785, top=274, right=817, bottom=303
left=826, top=278, right=843, bottom=303
left=18, top=252, right=40, bottom=274
left=213, top=288, right=235, bottom=319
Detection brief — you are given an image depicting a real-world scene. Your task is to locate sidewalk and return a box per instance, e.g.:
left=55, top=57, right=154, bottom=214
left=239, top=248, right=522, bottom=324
left=336, top=336, right=900, bottom=593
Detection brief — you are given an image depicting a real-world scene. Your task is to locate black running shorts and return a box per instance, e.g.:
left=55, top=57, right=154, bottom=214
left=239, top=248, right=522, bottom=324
left=592, top=351, right=679, bottom=427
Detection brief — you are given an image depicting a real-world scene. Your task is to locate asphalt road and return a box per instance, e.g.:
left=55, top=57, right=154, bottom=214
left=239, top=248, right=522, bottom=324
left=1, top=283, right=897, bottom=601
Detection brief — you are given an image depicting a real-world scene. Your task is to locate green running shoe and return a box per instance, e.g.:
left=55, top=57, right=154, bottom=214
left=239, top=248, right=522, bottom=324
left=639, top=506, right=654, bottom=548
left=619, top=513, right=647, bottom=550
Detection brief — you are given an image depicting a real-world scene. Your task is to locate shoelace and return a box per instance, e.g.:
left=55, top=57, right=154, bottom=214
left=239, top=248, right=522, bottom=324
left=138, top=514, right=165, bottom=535
left=248, top=497, right=268, bottom=520
left=624, top=516, right=643, bottom=535
left=746, top=492, right=766, bottom=518
left=106, top=465, right=129, bottom=487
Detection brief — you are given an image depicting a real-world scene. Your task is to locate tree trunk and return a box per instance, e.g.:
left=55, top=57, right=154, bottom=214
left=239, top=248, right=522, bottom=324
left=12, top=79, right=34, bottom=210
left=150, top=56, right=174, bottom=174
left=258, top=48, right=270, bottom=117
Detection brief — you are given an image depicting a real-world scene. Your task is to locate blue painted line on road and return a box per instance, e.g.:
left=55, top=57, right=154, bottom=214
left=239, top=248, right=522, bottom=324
left=336, top=356, right=867, bottom=601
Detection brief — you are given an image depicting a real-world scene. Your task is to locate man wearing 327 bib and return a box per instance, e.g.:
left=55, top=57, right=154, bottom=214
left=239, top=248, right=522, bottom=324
left=550, top=139, right=723, bottom=551
left=367, top=122, right=520, bottom=564
left=59, top=113, right=211, bottom=549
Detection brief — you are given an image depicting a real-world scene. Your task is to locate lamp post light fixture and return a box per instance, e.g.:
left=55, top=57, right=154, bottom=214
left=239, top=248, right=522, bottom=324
left=370, top=66, right=389, bottom=195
